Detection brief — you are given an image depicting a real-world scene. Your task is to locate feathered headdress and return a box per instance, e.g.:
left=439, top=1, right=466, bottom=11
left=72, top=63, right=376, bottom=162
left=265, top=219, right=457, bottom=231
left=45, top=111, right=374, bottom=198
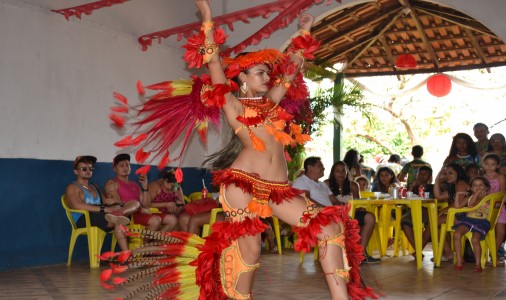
left=222, top=49, right=285, bottom=76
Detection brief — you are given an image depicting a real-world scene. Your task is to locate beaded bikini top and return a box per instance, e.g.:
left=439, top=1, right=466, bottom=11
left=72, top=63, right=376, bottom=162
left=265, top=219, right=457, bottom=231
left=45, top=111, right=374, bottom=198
left=235, top=96, right=309, bottom=152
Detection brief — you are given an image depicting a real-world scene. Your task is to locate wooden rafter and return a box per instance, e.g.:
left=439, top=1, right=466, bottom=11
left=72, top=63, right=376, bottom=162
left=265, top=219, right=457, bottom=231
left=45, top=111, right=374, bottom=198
left=379, top=35, right=399, bottom=78
left=399, top=0, right=441, bottom=70
left=318, top=4, right=402, bottom=45
left=415, top=7, right=496, bottom=38
left=345, top=9, right=405, bottom=68
left=464, top=28, right=491, bottom=72
left=311, top=3, right=368, bottom=32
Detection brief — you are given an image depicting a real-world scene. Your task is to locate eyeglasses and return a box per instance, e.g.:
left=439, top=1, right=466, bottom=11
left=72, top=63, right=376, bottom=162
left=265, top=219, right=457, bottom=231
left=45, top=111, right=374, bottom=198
left=78, top=167, right=95, bottom=172
left=491, top=139, right=504, bottom=143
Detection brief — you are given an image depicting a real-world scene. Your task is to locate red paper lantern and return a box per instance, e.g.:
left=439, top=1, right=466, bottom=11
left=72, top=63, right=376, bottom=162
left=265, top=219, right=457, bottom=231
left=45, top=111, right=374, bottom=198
left=427, top=74, right=452, bottom=97
left=395, top=54, right=417, bottom=69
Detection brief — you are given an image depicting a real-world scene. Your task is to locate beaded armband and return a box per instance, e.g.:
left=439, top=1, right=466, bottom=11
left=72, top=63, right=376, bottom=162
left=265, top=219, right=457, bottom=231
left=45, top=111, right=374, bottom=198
left=183, top=20, right=228, bottom=69
left=273, top=77, right=292, bottom=89
left=286, top=29, right=320, bottom=60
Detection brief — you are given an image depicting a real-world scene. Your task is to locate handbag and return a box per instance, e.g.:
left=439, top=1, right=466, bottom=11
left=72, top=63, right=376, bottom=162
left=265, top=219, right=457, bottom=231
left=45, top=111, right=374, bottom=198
left=184, top=198, right=219, bottom=216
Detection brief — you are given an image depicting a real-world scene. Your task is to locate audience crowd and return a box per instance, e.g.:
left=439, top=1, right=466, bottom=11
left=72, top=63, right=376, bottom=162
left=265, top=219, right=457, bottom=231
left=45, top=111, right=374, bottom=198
left=64, top=122, right=506, bottom=268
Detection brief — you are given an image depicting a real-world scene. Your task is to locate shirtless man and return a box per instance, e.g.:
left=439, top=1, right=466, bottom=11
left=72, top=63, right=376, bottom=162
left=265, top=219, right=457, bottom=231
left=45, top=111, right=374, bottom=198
left=65, top=155, right=139, bottom=251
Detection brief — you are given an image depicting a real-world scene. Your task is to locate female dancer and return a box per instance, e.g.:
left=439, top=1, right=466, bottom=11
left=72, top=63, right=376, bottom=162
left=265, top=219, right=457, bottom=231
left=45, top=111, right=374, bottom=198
left=100, top=1, right=375, bottom=299
left=194, top=2, right=365, bottom=298
left=452, top=176, right=491, bottom=272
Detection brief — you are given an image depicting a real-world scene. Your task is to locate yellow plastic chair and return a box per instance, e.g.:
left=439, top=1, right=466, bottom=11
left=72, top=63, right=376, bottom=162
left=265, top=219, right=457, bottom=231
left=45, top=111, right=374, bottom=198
left=61, top=195, right=116, bottom=268
left=189, top=192, right=203, bottom=202
left=127, top=211, right=147, bottom=249
left=349, top=199, right=382, bottom=257
left=360, top=191, right=375, bottom=199
left=436, top=192, right=505, bottom=268
left=299, top=242, right=319, bottom=263
left=201, top=207, right=223, bottom=237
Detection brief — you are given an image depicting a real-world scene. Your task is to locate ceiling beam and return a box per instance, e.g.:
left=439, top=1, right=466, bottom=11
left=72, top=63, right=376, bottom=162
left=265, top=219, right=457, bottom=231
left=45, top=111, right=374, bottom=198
left=399, top=0, right=441, bottom=70
left=415, top=7, right=496, bottom=38
left=379, top=35, right=400, bottom=79
left=464, top=28, right=490, bottom=72
left=344, top=60, right=506, bottom=77
left=345, top=9, right=406, bottom=68
left=318, top=4, right=402, bottom=46
left=311, top=2, right=369, bottom=32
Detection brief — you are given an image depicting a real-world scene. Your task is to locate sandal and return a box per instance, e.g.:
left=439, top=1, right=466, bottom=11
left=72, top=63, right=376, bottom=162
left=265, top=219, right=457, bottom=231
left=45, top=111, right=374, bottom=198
left=473, top=266, right=482, bottom=272
left=454, top=265, right=464, bottom=271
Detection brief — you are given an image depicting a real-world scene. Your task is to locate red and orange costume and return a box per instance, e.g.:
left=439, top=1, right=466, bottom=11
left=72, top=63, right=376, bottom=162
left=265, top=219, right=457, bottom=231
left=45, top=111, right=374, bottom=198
left=100, top=19, right=376, bottom=300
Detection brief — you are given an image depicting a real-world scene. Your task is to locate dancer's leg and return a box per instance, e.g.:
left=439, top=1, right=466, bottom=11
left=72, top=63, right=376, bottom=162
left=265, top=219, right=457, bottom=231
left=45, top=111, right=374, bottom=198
left=270, top=197, right=349, bottom=300
left=222, top=185, right=262, bottom=298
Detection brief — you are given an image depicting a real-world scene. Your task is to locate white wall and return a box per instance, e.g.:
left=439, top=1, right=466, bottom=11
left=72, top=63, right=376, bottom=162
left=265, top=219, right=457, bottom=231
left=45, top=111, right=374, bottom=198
left=0, top=1, right=223, bottom=167
left=0, top=0, right=504, bottom=167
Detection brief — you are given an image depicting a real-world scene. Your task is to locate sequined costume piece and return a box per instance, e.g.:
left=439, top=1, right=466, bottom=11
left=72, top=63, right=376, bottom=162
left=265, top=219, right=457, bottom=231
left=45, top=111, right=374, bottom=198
left=212, top=168, right=303, bottom=218
left=293, top=201, right=377, bottom=299
left=235, top=96, right=310, bottom=152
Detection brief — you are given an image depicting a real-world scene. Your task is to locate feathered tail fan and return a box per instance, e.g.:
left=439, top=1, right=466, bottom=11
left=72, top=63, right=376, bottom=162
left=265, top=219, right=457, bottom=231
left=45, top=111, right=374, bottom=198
left=110, top=76, right=226, bottom=172
left=99, top=229, right=204, bottom=300
left=293, top=205, right=378, bottom=300
left=99, top=220, right=268, bottom=300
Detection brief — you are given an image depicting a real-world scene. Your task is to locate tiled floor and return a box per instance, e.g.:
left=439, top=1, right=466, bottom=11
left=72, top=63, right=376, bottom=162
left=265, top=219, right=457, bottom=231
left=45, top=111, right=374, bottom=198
left=1, top=247, right=505, bottom=300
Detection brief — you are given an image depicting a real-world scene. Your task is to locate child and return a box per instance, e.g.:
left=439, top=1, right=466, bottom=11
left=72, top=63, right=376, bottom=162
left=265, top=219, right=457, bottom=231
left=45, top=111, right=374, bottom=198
left=355, top=175, right=370, bottom=192
left=481, top=153, right=506, bottom=265
left=452, top=177, right=491, bottom=272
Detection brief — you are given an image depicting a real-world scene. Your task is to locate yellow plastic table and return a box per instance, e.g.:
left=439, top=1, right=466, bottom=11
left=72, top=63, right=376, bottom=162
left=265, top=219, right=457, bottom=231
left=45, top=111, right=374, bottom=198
left=349, top=198, right=439, bottom=269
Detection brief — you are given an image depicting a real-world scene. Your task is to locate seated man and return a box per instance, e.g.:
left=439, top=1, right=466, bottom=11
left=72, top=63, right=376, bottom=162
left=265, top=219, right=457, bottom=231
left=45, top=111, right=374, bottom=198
left=294, top=157, right=380, bottom=263
left=401, top=165, right=435, bottom=256
left=105, top=154, right=176, bottom=233
left=65, top=155, right=139, bottom=251
left=292, top=156, right=337, bottom=207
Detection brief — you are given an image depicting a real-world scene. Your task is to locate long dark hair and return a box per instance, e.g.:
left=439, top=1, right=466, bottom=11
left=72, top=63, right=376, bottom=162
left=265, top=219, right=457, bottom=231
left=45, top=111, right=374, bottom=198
left=202, top=129, right=243, bottom=170
left=343, top=149, right=360, bottom=170
left=376, top=167, right=398, bottom=193
left=448, top=133, right=478, bottom=157
left=487, top=133, right=506, bottom=152
left=445, top=163, right=469, bottom=203
left=328, top=161, right=351, bottom=196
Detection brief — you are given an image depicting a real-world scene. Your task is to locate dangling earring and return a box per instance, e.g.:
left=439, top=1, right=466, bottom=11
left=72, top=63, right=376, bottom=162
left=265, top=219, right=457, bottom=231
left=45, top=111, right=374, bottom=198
left=240, top=82, right=248, bottom=94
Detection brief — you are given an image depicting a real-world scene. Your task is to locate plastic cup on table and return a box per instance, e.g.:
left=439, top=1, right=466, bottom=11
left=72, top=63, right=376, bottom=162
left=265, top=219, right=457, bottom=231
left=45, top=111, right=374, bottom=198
left=424, top=192, right=430, bottom=199
left=373, top=192, right=381, bottom=199
left=406, top=191, right=413, bottom=198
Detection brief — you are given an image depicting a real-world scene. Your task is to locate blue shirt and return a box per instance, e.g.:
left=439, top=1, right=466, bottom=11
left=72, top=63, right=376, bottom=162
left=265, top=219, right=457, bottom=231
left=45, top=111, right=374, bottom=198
left=71, top=183, right=101, bottom=223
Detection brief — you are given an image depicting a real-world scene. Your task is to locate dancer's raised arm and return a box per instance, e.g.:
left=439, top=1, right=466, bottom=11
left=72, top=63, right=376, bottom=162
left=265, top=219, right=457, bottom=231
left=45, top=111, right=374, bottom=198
left=265, top=13, right=314, bottom=104
left=195, top=0, right=239, bottom=118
